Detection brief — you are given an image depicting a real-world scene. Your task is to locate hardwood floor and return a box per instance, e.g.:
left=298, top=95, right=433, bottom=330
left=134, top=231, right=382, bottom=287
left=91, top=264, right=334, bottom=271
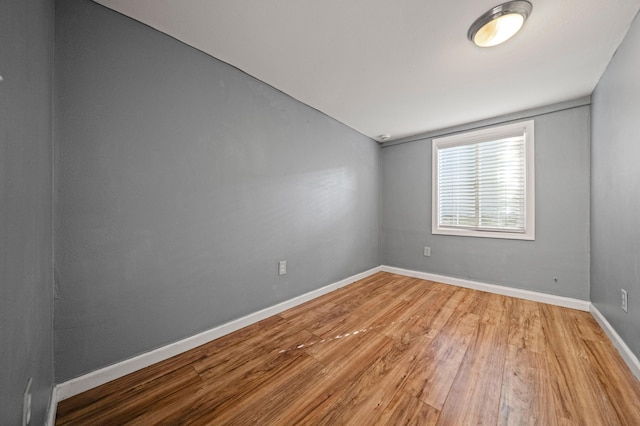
left=56, top=272, right=640, bottom=425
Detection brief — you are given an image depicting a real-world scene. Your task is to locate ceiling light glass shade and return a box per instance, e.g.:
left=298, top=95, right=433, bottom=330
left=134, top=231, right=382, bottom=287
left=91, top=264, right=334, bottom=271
left=468, top=1, right=532, bottom=47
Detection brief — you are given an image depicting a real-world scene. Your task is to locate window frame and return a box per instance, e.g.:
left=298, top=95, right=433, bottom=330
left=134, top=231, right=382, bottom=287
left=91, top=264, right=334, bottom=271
left=431, top=119, right=535, bottom=240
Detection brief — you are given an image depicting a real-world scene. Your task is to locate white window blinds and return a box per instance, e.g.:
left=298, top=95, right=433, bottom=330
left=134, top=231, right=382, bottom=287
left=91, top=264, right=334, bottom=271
left=432, top=120, right=534, bottom=240
left=437, top=136, right=525, bottom=232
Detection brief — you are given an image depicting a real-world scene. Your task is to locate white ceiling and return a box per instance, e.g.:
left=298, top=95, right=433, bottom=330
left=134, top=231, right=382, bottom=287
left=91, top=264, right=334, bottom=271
left=94, top=0, right=640, bottom=142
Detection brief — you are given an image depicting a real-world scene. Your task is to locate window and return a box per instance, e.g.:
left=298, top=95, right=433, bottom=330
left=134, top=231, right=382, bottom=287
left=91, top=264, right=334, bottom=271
left=432, top=120, right=534, bottom=240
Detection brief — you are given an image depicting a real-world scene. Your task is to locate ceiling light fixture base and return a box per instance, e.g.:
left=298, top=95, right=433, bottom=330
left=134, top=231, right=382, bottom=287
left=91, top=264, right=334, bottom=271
left=468, top=1, right=532, bottom=47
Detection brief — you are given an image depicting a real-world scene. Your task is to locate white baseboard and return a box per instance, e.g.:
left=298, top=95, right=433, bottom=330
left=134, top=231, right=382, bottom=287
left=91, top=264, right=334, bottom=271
left=54, top=266, right=382, bottom=403
left=589, top=304, right=640, bottom=381
left=46, top=387, right=59, bottom=426
left=384, top=266, right=640, bottom=381
left=55, top=264, right=638, bottom=423
left=381, top=265, right=591, bottom=311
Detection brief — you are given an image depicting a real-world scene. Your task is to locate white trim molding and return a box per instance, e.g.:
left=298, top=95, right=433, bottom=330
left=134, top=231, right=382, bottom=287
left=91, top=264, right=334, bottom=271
left=381, top=265, right=591, bottom=311
left=46, top=387, right=60, bottom=426
left=56, top=264, right=640, bottom=425
left=431, top=119, right=535, bottom=241
left=383, top=267, right=640, bottom=382
left=54, top=266, right=382, bottom=403
left=590, top=303, right=640, bottom=381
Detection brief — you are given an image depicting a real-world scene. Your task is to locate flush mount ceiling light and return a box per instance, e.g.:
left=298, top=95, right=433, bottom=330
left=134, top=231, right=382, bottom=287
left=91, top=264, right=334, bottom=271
left=468, top=1, right=532, bottom=47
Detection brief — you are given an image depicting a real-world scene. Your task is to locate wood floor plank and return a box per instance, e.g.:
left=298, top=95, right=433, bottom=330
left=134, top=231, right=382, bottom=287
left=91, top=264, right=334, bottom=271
left=306, top=281, right=422, bottom=344
left=508, top=297, right=547, bottom=353
left=194, top=327, right=316, bottom=384
left=437, top=293, right=510, bottom=425
left=338, top=275, right=418, bottom=315
left=183, top=349, right=313, bottom=424
left=125, top=385, right=208, bottom=426
left=274, top=332, right=397, bottom=424
left=420, top=287, right=475, bottom=340
left=280, top=301, right=351, bottom=334
left=217, top=355, right=328, bottom=425
left=193, top=352, right=325, bottom=425
left=197, top=314, right=284, bottom=351
left=278, top=272, right=389, bottom=319
left=328, top=273, right=408, bottom=311
left=566, top=308, right=609, bottom=343
left=403, top=312, right=478, bottom=410
left=379, top=282, right=458, bottom=342
left=308, top=336, right=435, bottom=425
left=539, top=304, right=622, bottom=425
left=56, top=365, right=202, bottom=425
left=437, top=323, right=506, bottom=424
left=582, top=338, right=640, bottom=425
left=374, top=390, right=440, bottom=426
left=183, top=315, right=293, bottom=375
left=499, top=344, right=558, bottom=426
left=56, top=272, right=640, bottom=425
left=55, top=345, right=206, bottom=421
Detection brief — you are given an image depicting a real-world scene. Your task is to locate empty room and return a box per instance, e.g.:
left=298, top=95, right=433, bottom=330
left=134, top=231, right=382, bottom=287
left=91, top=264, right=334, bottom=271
left=3, top=0, right=640, bottom=424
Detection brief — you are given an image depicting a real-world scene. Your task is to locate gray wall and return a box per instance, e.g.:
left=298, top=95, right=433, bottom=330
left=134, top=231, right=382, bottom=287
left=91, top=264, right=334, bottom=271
left=591, top=13, right=640, bottom=359
left=381, top=105, right=591, bottom=300
left=54, top=0, right=380, bottom=382
left=0, top=0, right=54, bottom=424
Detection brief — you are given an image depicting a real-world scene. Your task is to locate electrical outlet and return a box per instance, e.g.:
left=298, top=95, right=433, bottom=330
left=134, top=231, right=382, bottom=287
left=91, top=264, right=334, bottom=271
left=423, top=247, right=431, bottom=257
left=23, top=378, right=32, bottom=426
left=278, top=260, right=287, bottom=276
left=621, top=289, right=628, bottom=313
